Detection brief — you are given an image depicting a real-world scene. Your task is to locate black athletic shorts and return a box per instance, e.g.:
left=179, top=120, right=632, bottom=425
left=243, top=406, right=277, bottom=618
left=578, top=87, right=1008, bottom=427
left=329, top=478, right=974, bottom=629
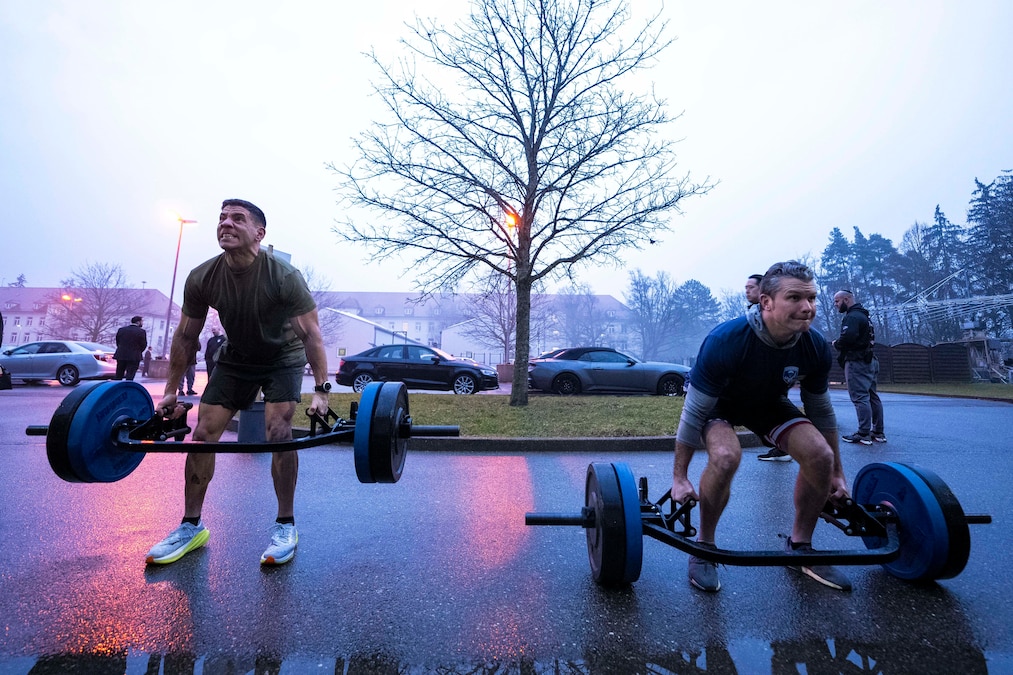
left=703, top=396, right=811, bottom=449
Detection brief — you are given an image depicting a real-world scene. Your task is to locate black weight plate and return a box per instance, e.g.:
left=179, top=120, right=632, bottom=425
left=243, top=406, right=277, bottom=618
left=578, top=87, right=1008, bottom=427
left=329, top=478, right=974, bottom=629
left=353, top=382, right=382, bottom=483
left=60, top=381, right=152, bottom=483
left=903, top=464, right=971, bottom=580
left=368, top=382, right=408, bottom=483
left=46, top=383, right=103, bottom=482
left=585, top=462, right=642, bottom=586
left=853, top=462, right=966, bottom=582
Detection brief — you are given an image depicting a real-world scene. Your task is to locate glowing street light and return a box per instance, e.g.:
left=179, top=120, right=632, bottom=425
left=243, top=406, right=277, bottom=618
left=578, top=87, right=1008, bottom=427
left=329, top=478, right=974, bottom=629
left=162, top=215, right=197, bottom=357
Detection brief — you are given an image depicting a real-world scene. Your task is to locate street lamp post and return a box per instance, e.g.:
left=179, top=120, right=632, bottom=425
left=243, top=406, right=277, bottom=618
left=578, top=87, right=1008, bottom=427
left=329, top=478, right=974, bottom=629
left=162, top=216, right=197, bottom=357
left=60, top=294, right=82, bottom=339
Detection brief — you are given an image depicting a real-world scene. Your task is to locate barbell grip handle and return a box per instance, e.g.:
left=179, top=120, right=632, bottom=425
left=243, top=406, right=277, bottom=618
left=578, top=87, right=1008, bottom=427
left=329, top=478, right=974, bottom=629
left=966, top=514, right=992, bottom=524
left=26, top=425, right=49, bottom=436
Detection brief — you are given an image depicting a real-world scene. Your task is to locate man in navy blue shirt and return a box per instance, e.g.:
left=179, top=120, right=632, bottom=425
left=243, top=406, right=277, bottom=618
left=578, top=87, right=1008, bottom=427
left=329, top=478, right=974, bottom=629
left=672, top=261, right=851, bottom=592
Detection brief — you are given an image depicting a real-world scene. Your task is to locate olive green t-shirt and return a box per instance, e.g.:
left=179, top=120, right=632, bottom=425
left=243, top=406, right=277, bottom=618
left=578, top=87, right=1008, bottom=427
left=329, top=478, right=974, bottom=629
left=181, top=251, right=316, bottom=368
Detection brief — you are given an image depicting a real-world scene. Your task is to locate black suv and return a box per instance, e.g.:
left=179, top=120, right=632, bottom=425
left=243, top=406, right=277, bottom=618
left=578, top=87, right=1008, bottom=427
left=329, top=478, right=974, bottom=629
left=335, top=344, right=499, bottom=394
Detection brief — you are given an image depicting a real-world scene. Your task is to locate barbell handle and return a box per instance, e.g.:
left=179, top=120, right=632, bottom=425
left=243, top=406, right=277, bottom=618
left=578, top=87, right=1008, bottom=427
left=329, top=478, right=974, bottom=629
left=26, top=425, right=49, bottom=436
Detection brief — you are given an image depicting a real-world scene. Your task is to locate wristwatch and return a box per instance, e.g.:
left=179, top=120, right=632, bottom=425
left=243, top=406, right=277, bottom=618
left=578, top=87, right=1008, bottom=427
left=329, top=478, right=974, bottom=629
left=314, top=382, right=332, bottom=393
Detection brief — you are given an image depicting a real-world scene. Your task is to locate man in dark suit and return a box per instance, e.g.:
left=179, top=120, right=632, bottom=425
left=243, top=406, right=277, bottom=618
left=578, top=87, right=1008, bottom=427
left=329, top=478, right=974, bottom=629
left=114, top=315, right=147, bottom=380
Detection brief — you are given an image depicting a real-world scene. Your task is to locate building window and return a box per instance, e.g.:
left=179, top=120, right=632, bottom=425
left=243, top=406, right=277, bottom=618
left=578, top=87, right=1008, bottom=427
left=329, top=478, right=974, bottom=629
left=374, top=307, right=385, bottom=316
left=38, top=317, right=45, bottom=326
left=404, top=307, right=413, bottom=316
left=415, top=322, right=421, bottom=332
left=25, top=317, right=33, bottom=326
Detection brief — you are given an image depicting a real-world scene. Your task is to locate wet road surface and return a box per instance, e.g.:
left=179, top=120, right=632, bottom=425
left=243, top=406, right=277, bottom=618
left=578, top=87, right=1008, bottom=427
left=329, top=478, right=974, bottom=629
left=0, top=380, right=1009, bottom=673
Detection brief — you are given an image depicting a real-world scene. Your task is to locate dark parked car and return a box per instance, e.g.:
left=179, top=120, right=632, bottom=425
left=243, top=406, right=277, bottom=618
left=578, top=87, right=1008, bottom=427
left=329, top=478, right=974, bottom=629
left=0, top=340, right=118, bottom=386
left=527, top=347, right=689, bottom=396
left=335, top=344, right=499, bottom=394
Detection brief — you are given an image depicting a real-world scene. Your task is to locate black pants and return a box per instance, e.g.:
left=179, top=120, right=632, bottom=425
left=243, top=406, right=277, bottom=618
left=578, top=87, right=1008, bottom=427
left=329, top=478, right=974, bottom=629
left=115, top=360, right=140, bottom=381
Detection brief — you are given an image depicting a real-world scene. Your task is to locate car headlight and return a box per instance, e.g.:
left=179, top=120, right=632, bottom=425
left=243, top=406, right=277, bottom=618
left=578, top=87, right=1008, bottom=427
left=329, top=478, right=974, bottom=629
left=481, top=368, right=496, bottom=376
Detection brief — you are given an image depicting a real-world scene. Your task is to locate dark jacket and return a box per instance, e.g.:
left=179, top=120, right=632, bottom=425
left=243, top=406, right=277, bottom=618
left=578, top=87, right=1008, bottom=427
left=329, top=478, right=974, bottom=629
left=114, top=324, right=147, bottom=362
left=835, top=303, right=876, bottom=364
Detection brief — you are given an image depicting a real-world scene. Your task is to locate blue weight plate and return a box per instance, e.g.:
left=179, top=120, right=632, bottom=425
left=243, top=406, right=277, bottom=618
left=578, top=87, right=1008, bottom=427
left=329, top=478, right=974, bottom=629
left=64, top=381, right=152, bottom=483
left=585, top=462, right=641, bottom=586
left=368, top=382, right=408, bottom=484
left=853, top=462, right=953, bottom=581
left=613, top=462, right=644, bottom=583
left=353, top=382, right=382, bottom=483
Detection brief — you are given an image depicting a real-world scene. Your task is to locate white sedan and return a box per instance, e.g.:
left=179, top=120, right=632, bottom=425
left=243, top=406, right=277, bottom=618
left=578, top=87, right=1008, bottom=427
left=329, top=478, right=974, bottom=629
left=0, top=340, right=118, bottom=386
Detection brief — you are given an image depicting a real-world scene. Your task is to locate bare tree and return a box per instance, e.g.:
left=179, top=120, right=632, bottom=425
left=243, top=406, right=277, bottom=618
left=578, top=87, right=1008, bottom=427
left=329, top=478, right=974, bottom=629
left=625, top=269, right=679, bottom=360
left=300, top=266, right=345, bottom=341
left=551, top=284, right=611, bottom=348
left=47, top=263, right=143, bottom=343
left=332, top=0, right=710, bottom=404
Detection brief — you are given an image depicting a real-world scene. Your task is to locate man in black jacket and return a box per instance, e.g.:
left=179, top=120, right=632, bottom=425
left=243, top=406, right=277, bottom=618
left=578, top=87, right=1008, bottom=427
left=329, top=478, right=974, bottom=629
left=832, top=291, right=885, bottom=445
left=114, top=315, right=148, bottom=381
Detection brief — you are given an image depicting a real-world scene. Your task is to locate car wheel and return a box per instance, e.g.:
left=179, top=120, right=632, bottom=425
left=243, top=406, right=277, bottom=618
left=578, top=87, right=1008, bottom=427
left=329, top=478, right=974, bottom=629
left=352, top=372, right=374, bottom=393
left=453, top=373, right=477, bottom=395
left=658, top=374, right=685, bottom=396
left=553, top=373, right=581, bottom=395
left=57, top=365, right=80, bottom=386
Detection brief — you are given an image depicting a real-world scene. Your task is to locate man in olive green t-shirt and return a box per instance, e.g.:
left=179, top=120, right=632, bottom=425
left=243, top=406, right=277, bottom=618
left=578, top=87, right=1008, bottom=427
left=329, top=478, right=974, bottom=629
left=145, top=198, right=331, bottom=568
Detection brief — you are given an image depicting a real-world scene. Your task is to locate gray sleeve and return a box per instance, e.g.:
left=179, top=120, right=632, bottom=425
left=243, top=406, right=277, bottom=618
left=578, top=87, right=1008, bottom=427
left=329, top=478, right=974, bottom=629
left=800, top=388, right=837, bottom=434
left=675, top=385, right=719, bottom=449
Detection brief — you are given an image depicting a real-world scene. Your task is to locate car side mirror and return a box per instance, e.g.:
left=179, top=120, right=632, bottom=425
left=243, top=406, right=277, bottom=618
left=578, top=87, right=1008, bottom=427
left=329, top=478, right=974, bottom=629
left=430, top=356, right=440, bottom=364
left=627, top=360, right=636, bottom=366
left=2, top=350, right=10, bottom=356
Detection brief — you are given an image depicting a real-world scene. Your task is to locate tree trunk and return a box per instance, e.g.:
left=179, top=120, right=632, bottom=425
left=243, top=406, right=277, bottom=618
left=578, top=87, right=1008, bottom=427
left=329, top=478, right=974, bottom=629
left=510, top=272, right=532, bottom=406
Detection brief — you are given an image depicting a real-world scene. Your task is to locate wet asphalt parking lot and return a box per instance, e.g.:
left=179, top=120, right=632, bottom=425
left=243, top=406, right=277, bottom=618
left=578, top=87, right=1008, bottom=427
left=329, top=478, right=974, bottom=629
left=0, top=377, right=1010, bottom=674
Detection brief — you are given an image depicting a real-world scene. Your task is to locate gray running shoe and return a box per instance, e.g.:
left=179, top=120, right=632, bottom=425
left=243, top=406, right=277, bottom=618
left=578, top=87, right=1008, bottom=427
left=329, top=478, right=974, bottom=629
left=261, top=522, right=298, bottom=565
left=688, top=541, right=721, bottom=592
left=785, top=539, right=852, bottom=591
left=871, top=432, right=887, bottom=443
left=146, top=521, right=209, bottom=565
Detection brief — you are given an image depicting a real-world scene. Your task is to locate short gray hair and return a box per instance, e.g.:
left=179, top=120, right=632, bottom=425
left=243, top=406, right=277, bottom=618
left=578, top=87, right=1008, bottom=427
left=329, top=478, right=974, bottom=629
left=760, top=260, right=814, bottom=297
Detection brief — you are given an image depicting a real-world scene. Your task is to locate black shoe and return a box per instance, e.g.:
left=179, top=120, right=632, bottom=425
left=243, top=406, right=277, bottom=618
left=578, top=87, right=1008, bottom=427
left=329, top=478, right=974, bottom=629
left=187, top=390, right=198, bottom=396
left=785, top=539, right=852, bottom=591
left=758, top=448, right=791, bottom=462
left=841, top=431, right=873, bottom=446
left=871, top=432, right=887, bottom=443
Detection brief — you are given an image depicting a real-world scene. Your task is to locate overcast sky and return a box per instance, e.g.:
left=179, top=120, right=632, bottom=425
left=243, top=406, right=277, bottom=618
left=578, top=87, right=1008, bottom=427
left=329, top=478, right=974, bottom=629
left=1, top=1, right=1011, bottom=302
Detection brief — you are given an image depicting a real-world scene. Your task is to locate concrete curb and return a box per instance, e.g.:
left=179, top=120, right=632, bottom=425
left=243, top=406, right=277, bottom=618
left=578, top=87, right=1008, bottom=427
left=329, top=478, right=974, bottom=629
left=410, top=431, right=763, bottom=452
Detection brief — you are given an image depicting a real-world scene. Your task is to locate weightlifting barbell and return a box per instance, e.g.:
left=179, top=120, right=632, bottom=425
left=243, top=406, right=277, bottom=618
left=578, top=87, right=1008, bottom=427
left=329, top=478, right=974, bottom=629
left=25, top=380, right=459, bottom=485
left=526, top=461, right=992, bottom=586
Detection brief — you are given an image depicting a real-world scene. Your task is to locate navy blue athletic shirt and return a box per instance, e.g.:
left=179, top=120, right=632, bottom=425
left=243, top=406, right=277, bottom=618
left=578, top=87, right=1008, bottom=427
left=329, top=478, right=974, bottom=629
left=689, top=316, right=833, bottom=407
